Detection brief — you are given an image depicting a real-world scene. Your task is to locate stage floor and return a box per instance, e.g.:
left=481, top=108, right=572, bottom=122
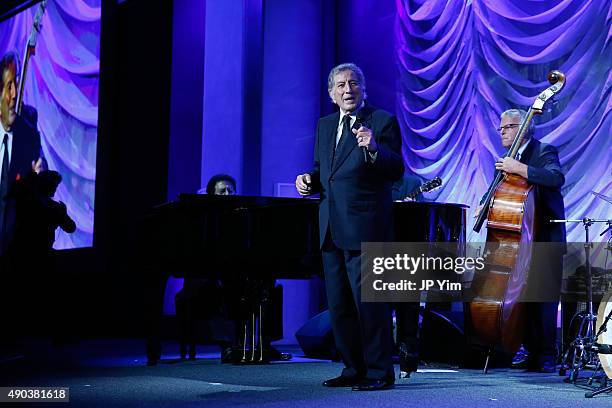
left=1, top=339, right=610, bottom=407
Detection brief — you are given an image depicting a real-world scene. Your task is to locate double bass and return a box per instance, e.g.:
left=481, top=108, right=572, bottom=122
left=468, top=71, right=566, bottom=355
left=16, top=0, right=47, bottom=116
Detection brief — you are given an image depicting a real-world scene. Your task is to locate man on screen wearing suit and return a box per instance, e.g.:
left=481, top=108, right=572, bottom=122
left=476, top=108, right=566, bottom=372
left=0, top=51, right=43, bottom=258
left=0, top=51, right=43, bottom=357
left=296, top=63, right=404, bottom=391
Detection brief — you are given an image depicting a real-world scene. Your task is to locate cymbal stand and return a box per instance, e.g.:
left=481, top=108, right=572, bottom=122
left=554, top=218, right=610, bottom=382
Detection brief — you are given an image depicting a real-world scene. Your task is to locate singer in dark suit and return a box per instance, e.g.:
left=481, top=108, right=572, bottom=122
left=478, top=108, right=566, bottom=372
left=296, top=63, right=404, bottom=391
left=0, top=51, right=43, bottom=358
left=0, top=52, right=43, bottom=257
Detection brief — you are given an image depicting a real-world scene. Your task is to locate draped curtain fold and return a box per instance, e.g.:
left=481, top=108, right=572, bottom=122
left=396, top=0, right=611, bottom=242
left=0, top=0, right=100, bottom=248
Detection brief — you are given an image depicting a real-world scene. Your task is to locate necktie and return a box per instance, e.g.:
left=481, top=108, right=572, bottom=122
left=336, top=114, right=352, bottom=149
left=332, top=115, right=352, bottom=165
left=0, top=134, right=9, bottom=238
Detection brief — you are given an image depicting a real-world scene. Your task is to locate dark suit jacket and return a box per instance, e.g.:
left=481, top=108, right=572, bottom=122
left=309, top=103, right=404, bottom=250
left=0, top=115, right=42, bottom=254
left=519, top=138, right=566, bottom=243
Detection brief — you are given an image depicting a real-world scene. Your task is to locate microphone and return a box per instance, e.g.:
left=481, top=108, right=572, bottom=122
left=354, top=113, right=369, bottom=163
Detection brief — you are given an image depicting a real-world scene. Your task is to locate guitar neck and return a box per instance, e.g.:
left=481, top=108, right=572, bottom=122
left=406, top=189, right=420, bottom=201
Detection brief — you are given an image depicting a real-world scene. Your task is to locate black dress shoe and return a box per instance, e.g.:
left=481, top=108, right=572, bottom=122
left=277, top=352, right=292, bottom=361
left=220, top=347, right=234, bottom=364
left=398, top=343, right=419, bottom=378
left=528, top=356, right=556, bottom=373
left=266, top=347, right=292, bottom=361
left=537, top=360, right=556, bottom=373
left=352, top=378, right=394, bottom=391
left=524, top=354, right=556, bottom=373
left=511, top=345, right=530, bottom=369
left=322, top=376, right=361, bottom=387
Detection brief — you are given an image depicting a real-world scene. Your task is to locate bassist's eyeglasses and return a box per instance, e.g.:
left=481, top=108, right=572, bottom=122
left=497, top=124, right=520, bottom=132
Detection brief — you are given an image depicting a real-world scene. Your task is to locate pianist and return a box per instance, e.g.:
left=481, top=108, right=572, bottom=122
left=175, top=174, right=237, bottom=359
left=296, top=63, right=404, bottom=391
left=199, top=173, right=236, bottom=195
left=176, top=174, right=289, bottom=362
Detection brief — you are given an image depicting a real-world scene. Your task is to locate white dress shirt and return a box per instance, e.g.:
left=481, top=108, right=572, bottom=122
left=335, top=103, right=377, bottom=161
left=516, top=138, right=530, bottom=162
left=335, top=111, right=357, bottom=147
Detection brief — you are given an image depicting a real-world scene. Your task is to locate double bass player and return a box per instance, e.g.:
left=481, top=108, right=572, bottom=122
left=476, top=108, right=566, bottom=372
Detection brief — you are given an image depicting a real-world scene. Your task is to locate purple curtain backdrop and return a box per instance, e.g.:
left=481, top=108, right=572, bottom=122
left=396, top=0, right=611, bottom=242
left=0, top=0, right=100, bottom=249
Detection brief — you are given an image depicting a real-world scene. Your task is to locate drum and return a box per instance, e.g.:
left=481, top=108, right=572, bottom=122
left=596, top=289, right=612, bottom=379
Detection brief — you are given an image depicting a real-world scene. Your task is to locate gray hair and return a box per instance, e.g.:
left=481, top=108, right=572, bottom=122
left=327, top=63, right=367, bottom=96
left=501, top=108, right=535, bottom=137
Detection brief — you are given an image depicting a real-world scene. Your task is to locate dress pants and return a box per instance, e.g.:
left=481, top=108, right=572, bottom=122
left=395, top=302, right=420, bottom=352
left=525, top=302, right=558, bottom=360
left=322, top=233, right=394, bottom=380
left=524, top=250, right=564, bottom=360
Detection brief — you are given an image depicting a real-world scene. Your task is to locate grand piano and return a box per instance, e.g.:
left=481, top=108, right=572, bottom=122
left=140, top=194, right=467, bottom=364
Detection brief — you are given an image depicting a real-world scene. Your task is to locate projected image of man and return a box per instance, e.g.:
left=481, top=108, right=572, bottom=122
left=0, top=51, right=43, bottom=256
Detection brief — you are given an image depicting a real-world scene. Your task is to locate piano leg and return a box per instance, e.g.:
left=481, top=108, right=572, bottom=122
left=237, top=303, right=268, bottom=364
left=226, top=280, right=286, bottom=364
left=258, top=304, right=264, bottom=362
left=241, top=321, right=248, bottom=363
left=250, top=312, right=257, bottom=362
